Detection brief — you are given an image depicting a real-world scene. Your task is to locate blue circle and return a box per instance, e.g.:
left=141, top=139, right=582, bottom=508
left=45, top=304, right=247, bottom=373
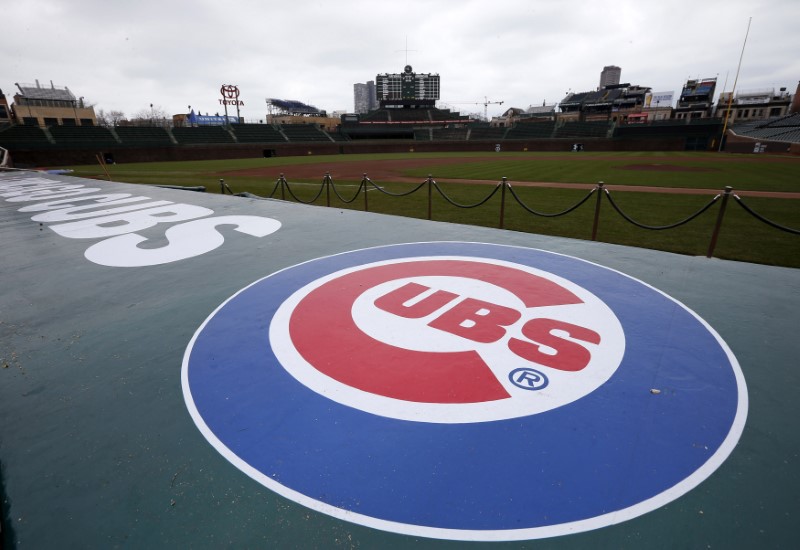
left=182, top=242, right=747, bottom=540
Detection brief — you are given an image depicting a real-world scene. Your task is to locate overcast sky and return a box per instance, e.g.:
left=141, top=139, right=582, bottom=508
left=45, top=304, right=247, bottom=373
left=2, top=0, right=798, bottom=121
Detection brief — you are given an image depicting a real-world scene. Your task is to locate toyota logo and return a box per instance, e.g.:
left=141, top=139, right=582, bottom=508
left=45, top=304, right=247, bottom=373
left=220, top=84, right=240, bottom=99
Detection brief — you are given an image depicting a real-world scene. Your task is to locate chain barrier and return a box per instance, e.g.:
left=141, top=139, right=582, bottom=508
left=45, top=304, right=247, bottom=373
left=432, top=180, right=502, bottom=208
left=733, top=194, right=800, bottom=235
left=603, top=188, right=721, bottom=230
left=506, top=183, right=596, bottom=217
left=220, top=175, right=797, bottom=258
left=366, top=178, right=428, bottom=197
left=274, top=174, right=326, bottom=204
left=328, top=174, right=366, bottom=205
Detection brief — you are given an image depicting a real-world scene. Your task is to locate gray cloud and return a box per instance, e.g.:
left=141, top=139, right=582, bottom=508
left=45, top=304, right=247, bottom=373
left=2, top=0, right=797, bottom=120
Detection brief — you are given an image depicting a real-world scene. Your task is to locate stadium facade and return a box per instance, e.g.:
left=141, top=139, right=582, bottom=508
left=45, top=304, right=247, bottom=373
left=1, top=71, right=799, bottom=167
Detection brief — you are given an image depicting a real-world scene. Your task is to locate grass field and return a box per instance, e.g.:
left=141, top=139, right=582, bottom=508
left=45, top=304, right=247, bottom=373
left=66, top=151, right=800, bottom=268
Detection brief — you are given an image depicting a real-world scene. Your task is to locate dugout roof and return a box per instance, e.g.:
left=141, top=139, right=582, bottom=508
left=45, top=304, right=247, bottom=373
left=0, top=170, right=798, bottom=548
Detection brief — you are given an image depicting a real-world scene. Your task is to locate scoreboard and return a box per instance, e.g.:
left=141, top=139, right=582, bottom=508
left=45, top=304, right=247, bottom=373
left=376, top=65, right=440, bottom=107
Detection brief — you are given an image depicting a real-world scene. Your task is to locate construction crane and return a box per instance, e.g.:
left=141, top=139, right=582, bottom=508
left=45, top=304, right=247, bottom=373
left=442, top=97, right=505, bottom=121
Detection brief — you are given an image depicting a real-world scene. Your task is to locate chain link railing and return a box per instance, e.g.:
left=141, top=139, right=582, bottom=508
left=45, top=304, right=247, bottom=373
left=221, top=174, right=797, bottom=259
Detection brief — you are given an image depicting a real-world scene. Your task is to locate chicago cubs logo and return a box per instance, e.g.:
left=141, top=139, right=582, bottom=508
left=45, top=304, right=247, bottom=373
left=183, top=242, right=747, bottom=541
left=270, top=257, right=625, bottom=423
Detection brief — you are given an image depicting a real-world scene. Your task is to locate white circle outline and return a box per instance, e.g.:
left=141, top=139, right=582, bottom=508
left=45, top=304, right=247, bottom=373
left=182, top=241, right=748, bottom=542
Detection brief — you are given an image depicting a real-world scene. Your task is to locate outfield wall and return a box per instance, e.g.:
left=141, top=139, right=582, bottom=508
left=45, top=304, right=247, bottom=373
left=724, top=132, right=799, bottom=155
left=6, top=137, right=688, bottom=167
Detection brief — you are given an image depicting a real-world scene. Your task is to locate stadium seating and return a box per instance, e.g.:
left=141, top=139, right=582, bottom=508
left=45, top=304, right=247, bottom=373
left=171, top=126, right=235, bottom=144
left=279, top=124, right=333, bottom=142
left=113, top=126, right=175, bottom=147
left=730, top=113, right=800, bottom=143
left=431, top=128, right=468, bottom=141
left=505, top=121, right=556, bottom=139
left=231, top=124, right=287, bottom=143
left=413, top=129, right=432, bottom=141
left=0, top=124, right=55, bottom=149
left=387, top=109, right=431, bottom=122
left=48, top=125, right=120, bottom=148
left=359, top=110, right=390, bottom=122
left=468, top=125, right=508, bottom=140
left=554, top=121, right=612, bottom=138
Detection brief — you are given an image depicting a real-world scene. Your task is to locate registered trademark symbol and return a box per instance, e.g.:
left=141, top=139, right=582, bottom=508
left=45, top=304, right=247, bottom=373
left=509, top=368, right=549, bottom=391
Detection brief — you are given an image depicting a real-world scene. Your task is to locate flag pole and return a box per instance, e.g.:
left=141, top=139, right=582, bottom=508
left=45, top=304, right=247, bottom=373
left=718, top=17, right=752, bottom=152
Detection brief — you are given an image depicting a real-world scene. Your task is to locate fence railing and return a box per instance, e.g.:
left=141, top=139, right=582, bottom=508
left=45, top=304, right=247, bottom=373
left=219, top=174, right=798, bottom=259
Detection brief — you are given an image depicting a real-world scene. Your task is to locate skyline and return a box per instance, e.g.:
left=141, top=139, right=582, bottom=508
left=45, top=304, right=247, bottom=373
left=2, top=0, right=798, bottom=121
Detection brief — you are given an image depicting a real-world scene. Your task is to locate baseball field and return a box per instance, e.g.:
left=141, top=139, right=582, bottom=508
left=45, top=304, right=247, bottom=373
left=66, top=151, right=800, bottom=267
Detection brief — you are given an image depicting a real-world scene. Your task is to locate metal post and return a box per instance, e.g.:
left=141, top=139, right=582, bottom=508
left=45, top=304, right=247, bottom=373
left=279, top=174, right=285, bottom=201
left=499, top=177, right=507, bottom=229
left=325, top=172, right=331, bottom=207
left=363, top=173, right=369, bottom=212
left=707, top=187, right=733, bottom=258
left=220, top=178, right=225, bottom=194
left=427, top=175, right=433, bottom=221
left=591, top=182, right=604, bottom=241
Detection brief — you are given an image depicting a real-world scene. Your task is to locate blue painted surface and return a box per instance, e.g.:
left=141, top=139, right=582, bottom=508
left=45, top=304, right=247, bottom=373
left=185, top=242, right=743, bottom=535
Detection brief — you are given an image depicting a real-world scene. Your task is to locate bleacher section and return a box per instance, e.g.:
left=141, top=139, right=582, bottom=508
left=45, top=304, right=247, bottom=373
left=0, top=125, right=55, bottom=149
left=279, top=125, right=332, bottom=142
left=171, top=126, right=235, bottom=145
left=48, top=125, right=119, bottom=148
left=731, top=113, right=800, bottom=143
left=388, top=109, right=431, bottom=122
left=231, top=124, right=287, bottom=143
left=468, top=125, right=508, bottom=140
left=554, top=121, right=612, bottom=139
left=5, top=109, right=794, bottom=165
left=359, top=110, right=390, bottom=122
left=113, top=126, right=174, bottom=147
left=430, top=109, right=469, bottom=122
left=413, top=129, right=432, bottom=141
left=431, top=128, right=468, bottom=141
left=505, top=121, right=556, bottom=140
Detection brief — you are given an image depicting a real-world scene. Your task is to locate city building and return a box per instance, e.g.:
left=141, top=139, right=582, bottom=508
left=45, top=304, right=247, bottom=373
left=674, top=78, right=717, bottom=120
left=599, top=66, right=621, bottom=90
left=558, top=83, right=652, bottom=123
left=11, top=80, right=97, bottom=126
left=353, top=81, right=377, bottom=114
left=715, top=87, right=793, bottom=123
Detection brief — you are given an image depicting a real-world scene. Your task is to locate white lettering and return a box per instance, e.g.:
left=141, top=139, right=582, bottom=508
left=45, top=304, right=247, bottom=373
left=6, top=187, right=103, bottom=202
left=1, top=174, right=282, bottom=267
left=50, top=203, right=214, bottom=239
left=85, top=216, right=282, bottom=267
left=19, top=193, right=143, bottom=212
left=32, top=200, right=174, bottom=222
